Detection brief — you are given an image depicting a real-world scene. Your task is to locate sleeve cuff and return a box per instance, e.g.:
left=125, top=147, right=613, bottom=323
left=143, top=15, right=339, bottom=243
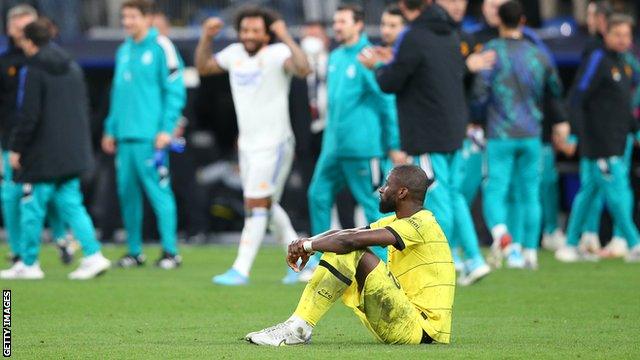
left=385, top=226, right=405, bottom=250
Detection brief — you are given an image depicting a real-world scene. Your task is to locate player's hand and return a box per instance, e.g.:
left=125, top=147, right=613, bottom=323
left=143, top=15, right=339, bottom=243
left=357, top=47, right=377, bottom=69
left=270, top=20, right=291, bottom=41
left=374, top=46, right=394, bottom=64
left=9, top=151, right=20, bottom=170
left=155, top=132, right=172, bottom=150
left=466, top=50, right=496, bottom=73
left=287, top=239, right=310, bottom=272
left=201, top=17, right=224, bottom=40
left=101, top=135, right=116, bottom=155
left=389, top=150, right=408, bottom=166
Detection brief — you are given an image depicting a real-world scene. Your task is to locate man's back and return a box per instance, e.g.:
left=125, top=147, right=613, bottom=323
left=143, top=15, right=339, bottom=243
left=12, top=43, right=93, bottom=183
left=474, top=38, right=558, bottom=139
left=376, top=4, right=467, bottom=155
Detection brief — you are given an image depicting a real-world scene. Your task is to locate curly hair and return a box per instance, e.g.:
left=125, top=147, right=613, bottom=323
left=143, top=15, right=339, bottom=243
left=234, top=6, right=280, bottom=43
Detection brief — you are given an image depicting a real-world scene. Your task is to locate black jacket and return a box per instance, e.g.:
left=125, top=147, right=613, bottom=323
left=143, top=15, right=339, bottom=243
left=9, top=43, right=94, bottom=183
left=570, top=48, right=635, bottom=159
left=0, top=40, right=27, bottom=149
left=375, top=4, right=467, bottom=155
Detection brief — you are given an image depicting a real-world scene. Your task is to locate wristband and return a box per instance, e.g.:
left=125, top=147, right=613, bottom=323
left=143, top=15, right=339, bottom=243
left=303, top=240, right=314, bottom=253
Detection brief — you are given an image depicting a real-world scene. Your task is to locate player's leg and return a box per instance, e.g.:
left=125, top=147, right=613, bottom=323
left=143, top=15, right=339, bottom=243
left=603, top=135, right=634, bottom=258
left=579, top=156, right=603, bottom=253
left=516, top=138, right=543, bottom=269
left=483, top=139, right=517, bottom=266
left=459, top=139, right=484, bottom=205
left=1, top=151, right=23, bottom=263
left=450, top=150, right=490, bottom=285
left=115, top=143, right=146, bottom=267
left=51, top=178, right=110, bottom=279
left=0, top=183, right=53, bottom=279
left=342, top=157, right=387, bottom=262
left=557, top=159, right=600, bottom=262
left=414, top=153, right=453, bottom=239
left=540, top=144, right=566, bottom=251
left=214, top=144, right=289, bottom=284
left=45, top=204, right=75, bottom=265
left=135, top=142, right=180, bottom=268
left=596, top=157, right=640, bottom=262
left=505, top=182, right=525, bottom=269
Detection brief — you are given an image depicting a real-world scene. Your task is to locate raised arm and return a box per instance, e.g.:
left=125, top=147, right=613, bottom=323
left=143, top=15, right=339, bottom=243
left=270, top=20, right=311, bottom=78
left=194, top=17, right=226, bottom=76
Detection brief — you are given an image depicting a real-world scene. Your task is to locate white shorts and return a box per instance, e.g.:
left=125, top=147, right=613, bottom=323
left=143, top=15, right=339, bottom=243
left=239, top=137, right=295, bottom=200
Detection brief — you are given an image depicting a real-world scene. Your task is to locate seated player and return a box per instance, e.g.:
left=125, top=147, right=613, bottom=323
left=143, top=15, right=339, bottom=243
left=245, top=165, right=455, bottom=345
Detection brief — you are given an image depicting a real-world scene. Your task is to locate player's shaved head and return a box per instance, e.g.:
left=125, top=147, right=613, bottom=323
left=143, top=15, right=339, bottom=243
left=379, top=165, right=431, bottom=213
left=392, top=165, right=430, bottom=203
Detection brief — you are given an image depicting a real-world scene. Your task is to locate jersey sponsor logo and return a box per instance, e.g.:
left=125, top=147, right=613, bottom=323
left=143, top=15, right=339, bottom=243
left=611, top=67, right=621, bottom=82
left=317, top=288, right=333, bottom=300
left=232, top=69, right=263, bottom=88
left=142, top=50, right=153, bottom=65
left=407, top=217, right=421, bottom=230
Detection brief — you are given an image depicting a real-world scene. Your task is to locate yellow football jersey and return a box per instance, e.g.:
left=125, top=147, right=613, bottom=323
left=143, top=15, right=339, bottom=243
left=370, top=209, right=456, bottom=343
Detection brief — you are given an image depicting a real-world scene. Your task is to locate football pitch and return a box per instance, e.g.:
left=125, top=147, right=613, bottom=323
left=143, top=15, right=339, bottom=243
left=2, top=244, right=639, bottom=359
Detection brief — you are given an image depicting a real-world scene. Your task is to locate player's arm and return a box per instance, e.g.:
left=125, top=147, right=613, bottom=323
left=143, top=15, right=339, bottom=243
left=270, top=20, right=311, bottom=78
left=287, top=228, right=398, bottom=270
left=374, top=31, right=422, bottom=94
left=195, top=17, right=226, bottom=76
left=157, top=38, right=187, bottom=149
left=9, top=67, right=42, bottom=168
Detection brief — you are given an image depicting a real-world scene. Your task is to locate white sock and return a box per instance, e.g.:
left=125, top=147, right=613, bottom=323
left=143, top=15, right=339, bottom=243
left=270, top=203, right=298, bottom=251
left=491, top=224, right=508, bottom=243
left=288, top=314, right=313, bottom=337
left=232, top=208, right=269, bottom=277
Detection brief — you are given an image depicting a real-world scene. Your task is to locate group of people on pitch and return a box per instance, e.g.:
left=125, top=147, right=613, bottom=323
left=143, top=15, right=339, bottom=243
left=2, top=0, right=640, bottom=347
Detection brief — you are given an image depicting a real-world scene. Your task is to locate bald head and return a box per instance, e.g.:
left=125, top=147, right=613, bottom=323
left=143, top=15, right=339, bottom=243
left=379, top=165, right=431, bottom=213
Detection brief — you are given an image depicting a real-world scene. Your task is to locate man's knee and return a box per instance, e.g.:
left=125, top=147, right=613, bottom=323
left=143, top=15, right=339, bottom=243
left=355, top=251, right=381, bottom=292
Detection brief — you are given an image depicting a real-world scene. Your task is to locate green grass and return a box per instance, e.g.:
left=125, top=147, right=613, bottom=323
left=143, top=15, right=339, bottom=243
left=2, top=244, right=639, bottom=359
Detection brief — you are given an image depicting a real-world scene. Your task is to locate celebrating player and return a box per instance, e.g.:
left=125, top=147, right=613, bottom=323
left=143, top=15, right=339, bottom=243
left=195, top=6, right=311, bottom=285
left=102, top=0, right=186, bottom=269
left=245, top=165, right=455, bottom=345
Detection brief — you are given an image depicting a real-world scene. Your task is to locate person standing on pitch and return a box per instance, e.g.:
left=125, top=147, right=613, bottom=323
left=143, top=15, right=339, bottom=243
left=471, top=1, right=567, bottom=269
left=101, top=0, right=186, bottom=269
left=307, top=3, right=401, bottom=261
left=0, top=19, right=110, bottom=280
left=195, top=6, right=311, bottom=285
left=556, top=14, right=640, bottom=263
left=360, top=0, right=489, bottom=285
left=0, top=4, right=75, bottom=266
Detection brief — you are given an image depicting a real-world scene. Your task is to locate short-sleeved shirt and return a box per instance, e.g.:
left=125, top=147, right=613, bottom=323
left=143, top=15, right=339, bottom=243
left=369, top=209, right=455, bottom=343
left=215, top=43, right=293, bottom=151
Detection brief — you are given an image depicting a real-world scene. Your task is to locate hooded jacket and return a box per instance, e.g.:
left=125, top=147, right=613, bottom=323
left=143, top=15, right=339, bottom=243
left=375, top=4, right=467, bottom=155
left=9, top=43, right=94, bottom=183
left=0, top=39, right=27, bottom=149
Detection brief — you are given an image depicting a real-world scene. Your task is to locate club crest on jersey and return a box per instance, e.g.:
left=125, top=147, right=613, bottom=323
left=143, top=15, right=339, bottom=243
left=346, top=64, right=356, bottom=79
left=7, top=66, right=16, bottom=77
left=21, top=183, right=33, bottom=201
left=142, top=50, right=153, bottom=65
left=611, top=67, right=621, bottom=82
left=460, top=42, right=470, bottom=57
left=624, top=64, right=632, bottom=77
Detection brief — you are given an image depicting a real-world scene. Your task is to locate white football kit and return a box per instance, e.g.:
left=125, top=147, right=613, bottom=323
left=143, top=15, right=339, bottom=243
left=216, top=43, right=295, bottom=199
